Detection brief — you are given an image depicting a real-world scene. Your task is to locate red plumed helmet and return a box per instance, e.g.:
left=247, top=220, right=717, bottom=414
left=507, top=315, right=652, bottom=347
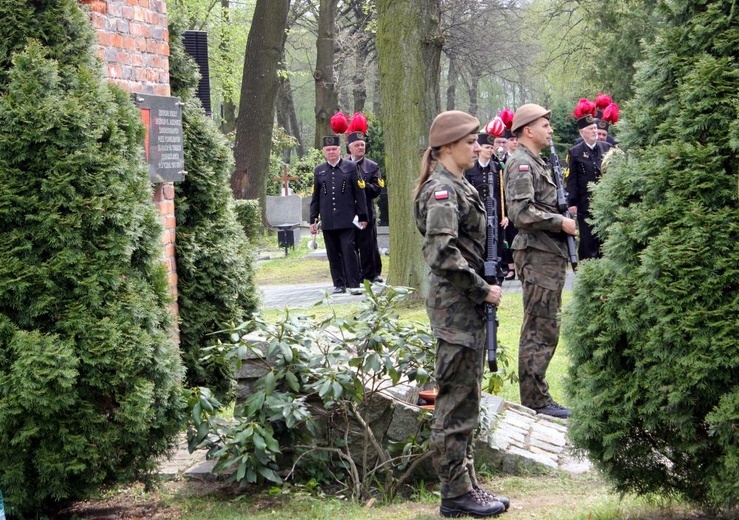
left=573, top=98, right=596, bottom=119
left=329, top=111, right=349, bottom=134
left=485, top=116, right=506, bottom=137
left=498, top=108, right=514, bottom=129
left=603, top=102, right=620, bottom=124
left=595, top=93, right=613, bottom=111
left=347, top=112, right=368, bottom=134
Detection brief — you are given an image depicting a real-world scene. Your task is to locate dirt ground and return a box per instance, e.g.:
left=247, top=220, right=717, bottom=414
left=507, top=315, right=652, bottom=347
left=51, top=476, right=718, bottom=520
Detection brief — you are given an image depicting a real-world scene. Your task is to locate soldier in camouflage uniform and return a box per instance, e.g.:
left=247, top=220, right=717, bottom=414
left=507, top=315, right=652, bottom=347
left=503, top=104, right=578, bottom=419
left=414, top=111, right=509, bottom=518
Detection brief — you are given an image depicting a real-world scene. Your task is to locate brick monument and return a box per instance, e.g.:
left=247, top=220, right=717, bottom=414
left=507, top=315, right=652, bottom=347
left=80, top=0, right=180, bottom=334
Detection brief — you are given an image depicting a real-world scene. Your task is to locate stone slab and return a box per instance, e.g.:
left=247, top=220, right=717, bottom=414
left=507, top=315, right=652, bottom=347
left=266, top=195, right=302, bottom=227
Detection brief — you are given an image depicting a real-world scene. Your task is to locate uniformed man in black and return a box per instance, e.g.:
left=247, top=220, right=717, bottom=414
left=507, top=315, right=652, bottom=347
left=464, top=132, right=507, bottom=274
left=347, top=130, right=384, bottom=284
left=566, top=113, right=612, bottom=260
left=310, top=135, right=368, bottom=294
left=497, top=127, right=518, bottom=280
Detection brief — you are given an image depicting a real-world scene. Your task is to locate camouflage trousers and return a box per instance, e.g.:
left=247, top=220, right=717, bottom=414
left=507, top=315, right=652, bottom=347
left=513, top=248, right=566, bottom=409
left=430, top=340, right=484, bottom=499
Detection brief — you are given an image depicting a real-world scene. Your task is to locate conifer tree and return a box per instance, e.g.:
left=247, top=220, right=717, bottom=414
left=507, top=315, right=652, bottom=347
left=563, top=0, right=739, bottom=510
left=169, top=20, right=259, bottom=401
left=0, top=1, right=184, bottom=514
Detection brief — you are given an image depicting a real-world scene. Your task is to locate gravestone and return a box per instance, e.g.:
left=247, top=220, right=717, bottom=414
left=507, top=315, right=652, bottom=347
left=266, top=195, right=302, bottom=227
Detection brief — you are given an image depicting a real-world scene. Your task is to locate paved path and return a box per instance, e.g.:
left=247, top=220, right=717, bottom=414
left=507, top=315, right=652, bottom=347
left=259, top=257, right=575, bottom=310
left=259, top=275, right=575, bottom=309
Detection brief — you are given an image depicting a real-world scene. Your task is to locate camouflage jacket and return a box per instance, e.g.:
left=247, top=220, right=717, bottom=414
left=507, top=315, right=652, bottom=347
left=414, top=163, right=490, bottom=348
left=503, top=144, right=568, bottom=258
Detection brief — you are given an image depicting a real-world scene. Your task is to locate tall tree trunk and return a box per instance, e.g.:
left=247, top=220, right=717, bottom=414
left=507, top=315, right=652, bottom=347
left=285, top=76, right=306, bottom=157
left=352, top=41, right=368, bottom=112
left=277, top=75, right=306, bottom=158
left=377, top=0, right=442, bottom=296
left=445, top=55, right=457, bottom=110
left=231, top=0, right=290, bottom=206
left=219, top=0, right=237, bottom=134
left=314, top=0, right=339, bottom=147
left=468, top=70, right=480, bottom=117
left=275, top=79, right=293, bottom=163
left=221, top=101, right=237, bottom=135
left=372, top=68, right=381, bottom=116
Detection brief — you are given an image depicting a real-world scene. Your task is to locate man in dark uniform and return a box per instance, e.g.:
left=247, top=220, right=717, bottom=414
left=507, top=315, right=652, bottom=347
left=347, top=128, right=384, bottom=284
left=310, top=135, right=368, bottom=294
left=464, top=131, right=507, bottom=275
left=594, top=95, right=618, bottom=145
left=498, top=118, right=519, bottom=280
left=566, top=111, right=612, bottom=260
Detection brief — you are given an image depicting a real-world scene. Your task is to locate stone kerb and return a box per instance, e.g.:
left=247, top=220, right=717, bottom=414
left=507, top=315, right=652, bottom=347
left=476, top=401, right=591, bottom=475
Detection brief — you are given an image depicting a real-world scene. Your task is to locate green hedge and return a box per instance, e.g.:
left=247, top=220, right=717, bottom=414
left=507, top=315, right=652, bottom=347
left=233, top=199, right=262, bottom=240
left=169, top=19, right=259, bottom=402
left=0, top=2, right=185, bottom=514
left=563, top=0, right=739, bottom=510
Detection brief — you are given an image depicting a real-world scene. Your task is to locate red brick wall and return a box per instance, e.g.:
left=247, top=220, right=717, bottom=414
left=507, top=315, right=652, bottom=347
left=83, top=0, right=171, bottom=96
left=81, top=0, right=179, bottom=337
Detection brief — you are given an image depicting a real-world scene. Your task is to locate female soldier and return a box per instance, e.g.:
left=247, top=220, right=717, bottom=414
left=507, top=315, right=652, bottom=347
left=414, top=111, right=509, bottom=518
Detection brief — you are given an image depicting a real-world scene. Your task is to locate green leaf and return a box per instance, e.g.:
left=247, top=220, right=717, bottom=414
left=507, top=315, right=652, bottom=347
left=253, top=432, right=267, bottom=451
left=332, top=381, right=343, bottom=399
left=197, top=421, right=209, bottom=440
left=318, top=379, right=332, bottom=398
left=281, top=343, right=294, bottom=363
left=262, top=371, right=277, bottom=394
left=265, top=434, right=281, bottom=453
left=258, top=466, right=283, bottom=483
left=285, top=371, right=300, bottom=392
left=246, top=392, right=266, bottom=417
left=192, top=402, right=202, bottom=426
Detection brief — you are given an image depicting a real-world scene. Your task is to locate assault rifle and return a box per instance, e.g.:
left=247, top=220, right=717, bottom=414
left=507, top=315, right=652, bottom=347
left=549, top=139, right=578, bottom=271
left=483, top=163, right=505, bottom=372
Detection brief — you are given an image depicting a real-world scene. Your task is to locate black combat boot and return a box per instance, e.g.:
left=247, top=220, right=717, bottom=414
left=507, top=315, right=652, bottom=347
left=533, top=402, right=571, bottom=418
left=473, top=485, right=510, bottom=511
left=440, top=489, right=506, bottom=518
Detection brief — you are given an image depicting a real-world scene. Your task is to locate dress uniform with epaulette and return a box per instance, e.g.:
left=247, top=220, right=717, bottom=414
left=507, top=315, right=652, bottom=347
left=566, top=112, right=612, bottom=260
left=464, top=132, right=507, bottom=273
left=309, top=134, right=368, bottom=293
left=347, top=127, right=384, bottom=284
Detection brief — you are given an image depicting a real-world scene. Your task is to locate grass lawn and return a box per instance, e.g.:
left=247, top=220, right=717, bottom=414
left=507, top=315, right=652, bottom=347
left=65, top=472, right=706, bottom=519
left=254, top=232, right=390, bottom=286
left=60, top=240, right=707, bottom=519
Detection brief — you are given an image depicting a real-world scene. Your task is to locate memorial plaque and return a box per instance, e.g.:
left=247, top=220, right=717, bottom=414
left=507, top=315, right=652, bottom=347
left=134, top=93, right=186, bottom=183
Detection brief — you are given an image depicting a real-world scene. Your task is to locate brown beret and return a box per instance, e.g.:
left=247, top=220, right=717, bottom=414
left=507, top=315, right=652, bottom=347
left=322, top=135, right=340, bottom=147
left=511, top=103, right=552, bottom=132
left=429, top=110, right=480, bottom=148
